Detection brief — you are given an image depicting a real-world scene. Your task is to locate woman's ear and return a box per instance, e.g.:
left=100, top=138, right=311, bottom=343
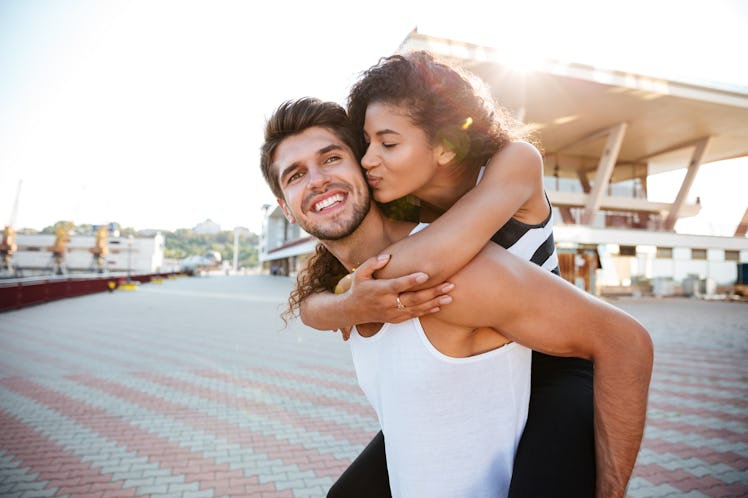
left=435, top=142, right=457, bottom=166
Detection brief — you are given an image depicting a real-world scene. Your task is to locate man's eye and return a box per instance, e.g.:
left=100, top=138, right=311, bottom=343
left=324, top=155, right=341, bottom=164
left=287, top=171, right=303, bottom=183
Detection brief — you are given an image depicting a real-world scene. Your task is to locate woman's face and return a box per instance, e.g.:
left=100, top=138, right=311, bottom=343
left=360, top=102, right=441, bottom=204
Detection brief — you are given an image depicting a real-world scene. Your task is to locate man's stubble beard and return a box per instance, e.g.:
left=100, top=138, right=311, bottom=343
left=303, top=188, right=371, bottom=242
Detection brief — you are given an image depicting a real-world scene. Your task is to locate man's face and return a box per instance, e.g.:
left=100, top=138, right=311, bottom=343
left=273, top=126, right=371, bottom=241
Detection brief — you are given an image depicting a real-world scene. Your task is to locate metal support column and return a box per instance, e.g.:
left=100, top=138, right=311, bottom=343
left=735, top=206, right=748, bottom=237
left=581, top=123, right=628, bottom=225
left=663, top=137, right=712, bottom=231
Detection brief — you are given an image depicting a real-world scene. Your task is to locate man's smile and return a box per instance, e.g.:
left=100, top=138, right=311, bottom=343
left=314, top=193, right=345, bottom=212
left=307, top=191, right=347, bottom=214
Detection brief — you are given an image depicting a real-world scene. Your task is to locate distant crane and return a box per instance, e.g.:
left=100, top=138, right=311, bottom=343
left=0, top=180, right=22, bottom=277
left=0, top=225, right=18, bottom=277
left=47, top=221, right=74, bottom=275
left=89, top=225, right=110, bottom=273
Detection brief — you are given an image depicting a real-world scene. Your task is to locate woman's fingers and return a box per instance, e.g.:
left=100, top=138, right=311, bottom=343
left=336, top=254, right=392, bottom=294
left=353, top=254, right=392, bottom=280
left=387, top=271, right=430, bottom=293
left=339, top=256, right=454, bottom=325
left=387, top=283, right=455, bottom=322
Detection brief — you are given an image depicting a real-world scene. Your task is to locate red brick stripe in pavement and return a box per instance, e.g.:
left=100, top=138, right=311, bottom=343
left=0, top=409, right=136, bottom=497
left=1, top=318, right=197, bottom=372
left=634, top=463, right=748, bottom=497
left=0, top=377, right=298, bottom=497
left=649, top=386, right=748, bottom=409
left=194, top=368, right=375, bottom=419
left=641, top=436, right=747, bottom=469
left=250, top=366, right=363, bottom=395
left=647, top=400, right=748, bottom=425
left=646, top=416, right=746, bottom=445
left=654, top=358, right=748, bottom=376
left=82, top=371, right=369, bottom=478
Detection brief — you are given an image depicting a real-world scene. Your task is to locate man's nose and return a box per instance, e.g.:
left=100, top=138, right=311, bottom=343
left=308, top=166, right=331, bottom=190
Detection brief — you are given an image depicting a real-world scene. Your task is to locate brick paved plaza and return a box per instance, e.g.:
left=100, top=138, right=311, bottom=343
left=0, top=275, right=746, bottom=497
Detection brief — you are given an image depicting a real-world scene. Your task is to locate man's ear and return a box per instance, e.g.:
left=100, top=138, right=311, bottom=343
left=435, top=142, right=457, bottom=167
left=277, top=198, right=296, bottom=224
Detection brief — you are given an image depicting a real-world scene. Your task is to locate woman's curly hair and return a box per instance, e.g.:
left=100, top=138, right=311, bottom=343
left=348, top=50, right=537, bottom=171
left=282, top=243, right=348, bottom=325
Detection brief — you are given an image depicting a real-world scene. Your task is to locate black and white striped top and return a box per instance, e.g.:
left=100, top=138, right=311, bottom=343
left=478, top=167, right=560, bottom=275
left=490, top=205, right=560, bottom=276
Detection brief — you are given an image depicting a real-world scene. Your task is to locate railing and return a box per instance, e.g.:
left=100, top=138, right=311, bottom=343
left=0, top=272, right=182, bottom=312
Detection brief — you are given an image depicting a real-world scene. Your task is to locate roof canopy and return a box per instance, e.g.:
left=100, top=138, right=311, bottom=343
left=399, top=30, right=748, bottom=182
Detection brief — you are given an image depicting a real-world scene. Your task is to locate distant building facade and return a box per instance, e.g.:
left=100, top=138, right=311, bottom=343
left=259, top=206, right=315, bottom=276
left=9, top=232, right=165, bottom=275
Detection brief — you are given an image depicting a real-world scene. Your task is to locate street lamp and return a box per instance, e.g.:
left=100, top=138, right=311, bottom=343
left=232, top=226, right=248, bottom=274
left=127, top=234, right=133, bottom=280
left=233, top=227, right=239, bottom=273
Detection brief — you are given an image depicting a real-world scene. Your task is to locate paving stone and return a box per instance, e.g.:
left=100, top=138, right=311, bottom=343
left=20, top=488, right=58, bottom=498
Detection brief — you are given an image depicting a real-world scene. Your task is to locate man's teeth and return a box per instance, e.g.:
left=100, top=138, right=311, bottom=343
left=314, top=194, right=344, bottom=212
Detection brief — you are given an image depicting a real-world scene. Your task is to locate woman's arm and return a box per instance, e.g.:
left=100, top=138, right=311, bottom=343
left=373, top=141, right=545, bottom=286
left=299, top=254, right=455, bottom=332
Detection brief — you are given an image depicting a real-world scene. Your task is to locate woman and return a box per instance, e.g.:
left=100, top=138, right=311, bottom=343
left=301, top=51, right=595, bottom=497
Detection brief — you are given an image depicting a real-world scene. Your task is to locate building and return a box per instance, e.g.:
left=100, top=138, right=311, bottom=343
left=259, top=205, right=315, bottom=276
left=260, top=30, right=748, bottom=296
left=8, top=232, right=165, bottom=276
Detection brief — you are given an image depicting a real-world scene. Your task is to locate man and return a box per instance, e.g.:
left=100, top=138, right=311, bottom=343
left=260, top=97, right=653, bottom=498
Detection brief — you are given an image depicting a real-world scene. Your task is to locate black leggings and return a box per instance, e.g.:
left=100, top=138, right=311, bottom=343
left=327, top=352, right=595, bottom=498
left=327, top=431, right=391, bottom=498
left=508, top=353, right=595, bottom=497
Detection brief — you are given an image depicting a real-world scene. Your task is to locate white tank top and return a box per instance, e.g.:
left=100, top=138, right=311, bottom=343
left=349, top=301, right=531, bottom=497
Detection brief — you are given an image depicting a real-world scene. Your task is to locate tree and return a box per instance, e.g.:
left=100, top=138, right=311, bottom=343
left=41, top=220, right=75, bottom=235
left=162, top=228, right=259, bottom=268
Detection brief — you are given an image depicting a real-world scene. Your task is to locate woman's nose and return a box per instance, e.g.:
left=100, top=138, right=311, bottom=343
left=361, top=145, right=378, bottom=170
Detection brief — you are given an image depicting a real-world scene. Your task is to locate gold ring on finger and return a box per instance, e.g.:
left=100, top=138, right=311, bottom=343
left=396, top=295, right=406, bottom=310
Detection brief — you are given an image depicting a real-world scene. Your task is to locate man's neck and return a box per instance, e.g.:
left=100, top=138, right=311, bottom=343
left=323, top=207, right=416, bottom=271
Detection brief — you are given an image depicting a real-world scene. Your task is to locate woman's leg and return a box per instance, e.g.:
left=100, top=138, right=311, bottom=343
left=327, top=430, right=392, bottom=498
left=508, top=352, right=596, bottom=498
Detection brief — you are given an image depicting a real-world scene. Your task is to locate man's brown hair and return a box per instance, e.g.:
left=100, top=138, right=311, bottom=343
left=260, top=98, right=359, bottom=322
left=260, top=97, right=362, bottom=198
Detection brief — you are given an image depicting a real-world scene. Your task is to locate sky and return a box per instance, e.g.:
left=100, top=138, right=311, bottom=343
left=1, top=0, right=747, bottom=236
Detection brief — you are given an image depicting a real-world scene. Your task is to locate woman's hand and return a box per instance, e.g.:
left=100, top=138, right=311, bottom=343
left=337, top=254, right=454, bottom=340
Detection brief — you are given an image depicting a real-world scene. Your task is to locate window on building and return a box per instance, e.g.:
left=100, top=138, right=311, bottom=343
left=656, top=247, right=673, bottom=259
left=692, top=248, right=707, bottom=260
left=725, top=250, right=739, bottom=262
left=619, top=245, right=637, bottom=257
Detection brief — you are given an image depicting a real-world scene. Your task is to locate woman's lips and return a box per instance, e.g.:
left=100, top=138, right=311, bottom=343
left=366, top=175, right=381, bottom=188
